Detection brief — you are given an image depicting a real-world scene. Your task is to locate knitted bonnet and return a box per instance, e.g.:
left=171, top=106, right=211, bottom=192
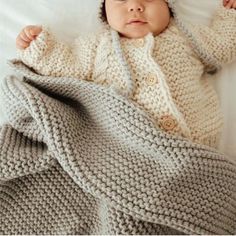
left=97, top=0, right=219, bottom=97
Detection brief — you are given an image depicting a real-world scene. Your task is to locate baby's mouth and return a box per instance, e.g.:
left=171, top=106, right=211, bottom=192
left=127, top=19, right=147, bottom=25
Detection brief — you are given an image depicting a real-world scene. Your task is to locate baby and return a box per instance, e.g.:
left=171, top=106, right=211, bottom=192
left=16, top=0, right=236, bottom=149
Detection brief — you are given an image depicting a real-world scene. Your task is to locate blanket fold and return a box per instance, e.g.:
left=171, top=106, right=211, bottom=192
left=0, top=60, right=235, bottom=235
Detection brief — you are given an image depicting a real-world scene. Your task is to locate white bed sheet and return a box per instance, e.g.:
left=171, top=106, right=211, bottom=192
left=0, top=0, right=235, bottom=160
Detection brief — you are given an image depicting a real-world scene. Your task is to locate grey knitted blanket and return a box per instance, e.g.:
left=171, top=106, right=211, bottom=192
left=0, top=60, right=236, bottom=235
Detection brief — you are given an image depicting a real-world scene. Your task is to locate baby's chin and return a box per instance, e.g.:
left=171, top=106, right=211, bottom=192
left=119, top=29, right=151, bottom=39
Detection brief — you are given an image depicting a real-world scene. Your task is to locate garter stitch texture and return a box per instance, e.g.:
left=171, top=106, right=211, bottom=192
left=0, top=60, right=236, bottom=234
left=17, top=3, right=236, bottom=148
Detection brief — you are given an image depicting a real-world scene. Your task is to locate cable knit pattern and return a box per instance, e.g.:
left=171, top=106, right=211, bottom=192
left=17, top=6, right=236, bottom=149
left=0, top=60, right=236, bottom=234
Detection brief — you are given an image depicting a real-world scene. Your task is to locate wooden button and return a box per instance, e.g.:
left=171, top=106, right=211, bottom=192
left=145, top=74, right=158, bottom=86
left=160, top=115, right=177, bottom=131
left=134, top=38, right=144, bottom=47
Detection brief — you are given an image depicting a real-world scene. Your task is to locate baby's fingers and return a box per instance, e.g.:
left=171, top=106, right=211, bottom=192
left=16, top=35, right=30, bottom=49
left=21, top=30, right=33, bottom=42
left=23, top=27, right=35, bottom=41
left=224, top=0, right=235, bottom=9
left=233, top=0, right=236, bottom=8
left=29, top=26, right=42, bottom=37
left=223, top=0, right=229, bottom=6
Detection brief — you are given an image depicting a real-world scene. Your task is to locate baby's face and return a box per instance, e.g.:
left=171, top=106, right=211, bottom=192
left=105, top=0, right=171, bottom=39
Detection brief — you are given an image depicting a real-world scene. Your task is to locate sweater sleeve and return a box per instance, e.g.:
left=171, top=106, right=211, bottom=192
left=185, top=6, right=236, bottom=69
left=17, top=26, right=98, bottom=80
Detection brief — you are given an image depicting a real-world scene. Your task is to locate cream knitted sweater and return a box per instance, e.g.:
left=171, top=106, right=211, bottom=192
left=18, top=6, right=236, bottom=149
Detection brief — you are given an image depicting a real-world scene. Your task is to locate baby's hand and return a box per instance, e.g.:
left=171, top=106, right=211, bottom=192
left=223, top=0, right=236, bottom=9
left=16, top=25, right=42, bottom=50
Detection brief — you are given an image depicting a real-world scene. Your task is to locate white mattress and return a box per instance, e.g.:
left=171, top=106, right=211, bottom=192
left=0, top=0, right=235, bottom=160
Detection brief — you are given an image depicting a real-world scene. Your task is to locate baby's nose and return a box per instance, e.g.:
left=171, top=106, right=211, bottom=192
left=128, top=2, right=144, bottom=12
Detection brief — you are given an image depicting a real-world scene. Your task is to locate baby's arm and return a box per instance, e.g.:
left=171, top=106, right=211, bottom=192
left=184, top=2, right=236, bottom=69
left=16, top=25, right=98, bottom=79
